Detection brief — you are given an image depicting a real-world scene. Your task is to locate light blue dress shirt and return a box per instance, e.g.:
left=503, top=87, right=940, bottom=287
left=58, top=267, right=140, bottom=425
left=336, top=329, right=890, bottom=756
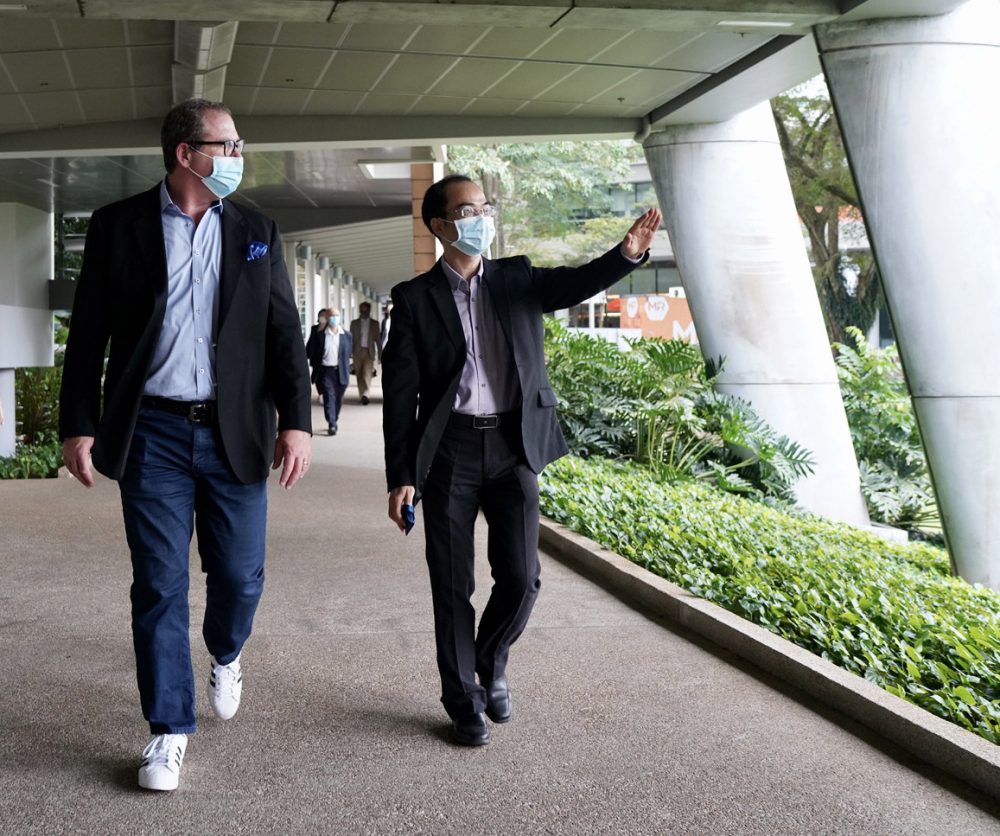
left=144, top=180, right=223, bottom=401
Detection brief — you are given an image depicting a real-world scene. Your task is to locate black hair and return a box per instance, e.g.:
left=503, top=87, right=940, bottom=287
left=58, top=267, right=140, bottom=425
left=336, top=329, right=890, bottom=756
left=421, top=174, right=473, bottom=234
left=161, top=99, right=232, bottom=172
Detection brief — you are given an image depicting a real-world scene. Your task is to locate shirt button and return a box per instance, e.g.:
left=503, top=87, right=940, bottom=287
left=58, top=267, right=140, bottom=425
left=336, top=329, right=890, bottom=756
left=199, top=368, right=205, bottom=375
left=195, top=278, right=201, bottom=284
left=194, top=248, right=201, bottom=255
left=196, top=308, right=201, bottom=315
left=197, top=338, right=204, bottom=344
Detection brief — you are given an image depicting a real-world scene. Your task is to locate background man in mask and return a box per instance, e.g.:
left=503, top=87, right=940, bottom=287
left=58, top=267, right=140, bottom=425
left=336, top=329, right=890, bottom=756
left=382, top=174, right=659, bottom=747
left=59, top=98, right=312, bottom=792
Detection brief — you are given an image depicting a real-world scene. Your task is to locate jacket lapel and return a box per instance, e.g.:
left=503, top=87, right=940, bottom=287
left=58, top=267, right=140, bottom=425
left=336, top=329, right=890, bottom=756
left=218, top=199, right=248, bottom=331
left=132, top=186, right=168, bottom=305
left=482, top=258, right=514, bottom=351
left=427, top=263, right=466, bottom=352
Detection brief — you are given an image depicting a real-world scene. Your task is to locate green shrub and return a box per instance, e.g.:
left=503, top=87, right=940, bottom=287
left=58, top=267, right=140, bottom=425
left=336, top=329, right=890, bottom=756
left=544, top=318, right=814, bottom=500
left=540, top=455, right=1000, bottom=744
left=0, top=437, right=63, bottom=479
left=15, top=366, right=62, bottom=446
left=834, top=328, right=938, bottom=531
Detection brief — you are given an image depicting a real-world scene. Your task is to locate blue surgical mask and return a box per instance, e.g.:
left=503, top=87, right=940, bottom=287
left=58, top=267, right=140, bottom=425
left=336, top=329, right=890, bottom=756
left=193, top=149, right=244, bottom=199
left=329, top=315, right=340, bottom=326
left=446, top=215, right=495, bottom=257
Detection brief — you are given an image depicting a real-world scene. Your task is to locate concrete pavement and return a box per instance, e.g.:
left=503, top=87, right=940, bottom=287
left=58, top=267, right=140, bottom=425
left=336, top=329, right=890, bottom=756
left=2, top=380, right=999, bottom=834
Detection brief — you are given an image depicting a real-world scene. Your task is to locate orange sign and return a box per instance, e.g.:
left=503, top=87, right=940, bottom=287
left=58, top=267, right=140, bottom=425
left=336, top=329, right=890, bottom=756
left=618, top=294, right=697, bottom=343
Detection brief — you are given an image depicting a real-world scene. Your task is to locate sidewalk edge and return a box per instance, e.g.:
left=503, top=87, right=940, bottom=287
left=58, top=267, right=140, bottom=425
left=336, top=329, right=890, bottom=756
left=539, top=517, right=1000, bottom=802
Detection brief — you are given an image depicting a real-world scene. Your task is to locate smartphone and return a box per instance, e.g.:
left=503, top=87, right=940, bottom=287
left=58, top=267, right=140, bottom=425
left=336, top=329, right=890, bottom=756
left=403, top=503, right=415, bottom=535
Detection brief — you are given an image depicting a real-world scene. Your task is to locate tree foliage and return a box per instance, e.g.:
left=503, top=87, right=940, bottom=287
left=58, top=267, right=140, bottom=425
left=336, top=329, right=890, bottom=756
left=772, top=80, right=882, bottom=344
left=834, top=327, right=939, bottom=532
left=446, top=141, right=641, bottom=261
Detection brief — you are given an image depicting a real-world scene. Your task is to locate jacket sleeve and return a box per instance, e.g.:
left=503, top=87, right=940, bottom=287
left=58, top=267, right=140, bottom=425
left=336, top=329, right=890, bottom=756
left=530, top=244, right=649, bottom=313
left=382, top=284, right=420, bottom=491
left=59, top=210, right=111, bottom=440
left=264, top=223, right=312, bottom=434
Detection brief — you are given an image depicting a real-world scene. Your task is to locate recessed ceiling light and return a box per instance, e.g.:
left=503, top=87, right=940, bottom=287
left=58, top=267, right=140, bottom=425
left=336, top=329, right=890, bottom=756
left=357, top=159, right=436, bottom=179
left=717, top=19, right=795, bottom=28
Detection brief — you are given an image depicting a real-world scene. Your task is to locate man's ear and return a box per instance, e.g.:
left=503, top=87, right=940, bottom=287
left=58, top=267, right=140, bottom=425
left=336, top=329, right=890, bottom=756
left=175, top=143, right=192, bottom=171
left=429, top=217, right=447, bottom=240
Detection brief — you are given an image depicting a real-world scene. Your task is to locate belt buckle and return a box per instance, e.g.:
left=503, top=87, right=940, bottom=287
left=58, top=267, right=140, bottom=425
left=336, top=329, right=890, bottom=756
left=188, top=402, right=212, bottom=423
left=473, top=414, right=499, bottom=429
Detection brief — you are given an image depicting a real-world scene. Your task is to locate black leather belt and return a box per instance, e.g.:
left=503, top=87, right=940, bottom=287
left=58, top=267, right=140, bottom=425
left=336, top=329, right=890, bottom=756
left=141, top=396, right=217, bottom=424
left=449, top=410, right=517, bottom=430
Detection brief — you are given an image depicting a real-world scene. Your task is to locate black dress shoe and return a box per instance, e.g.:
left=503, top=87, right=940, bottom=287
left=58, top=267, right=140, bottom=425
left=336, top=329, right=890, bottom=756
left=361, top=396, right=370, bottom=405
left=485, top=676, right=512, bottom=724
left=451, top=712, right=490, bottom=746
left=328, top=426, right=337, bottom=436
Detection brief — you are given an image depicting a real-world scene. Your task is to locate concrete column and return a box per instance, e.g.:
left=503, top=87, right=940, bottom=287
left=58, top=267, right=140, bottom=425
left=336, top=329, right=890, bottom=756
left=317, top=256, right=331, bottom=311
left=0, top=368, right=14, bottom=457
left=0, top=203, right=56, bottom=456
left=643, top=104, right=868, bottom=526
left=345, top=276, right=356, bottom=319
left=817, top=0, right=1000, bottom=586
left=296, top=245, right=315, bottom=330
left=331, top=266, right=344, bottom=313
left=412, top=162, right=444, bottom=275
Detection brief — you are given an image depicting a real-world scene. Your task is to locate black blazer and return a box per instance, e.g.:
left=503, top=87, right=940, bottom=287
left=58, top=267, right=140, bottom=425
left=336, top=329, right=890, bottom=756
left=59, top=185, right=311, bottom=484
left=382, top=245, right=646, bottom=498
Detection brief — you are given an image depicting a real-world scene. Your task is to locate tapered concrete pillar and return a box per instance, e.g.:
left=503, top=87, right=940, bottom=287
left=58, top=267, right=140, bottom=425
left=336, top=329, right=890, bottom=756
left=817, top=0, right=1000, bottom=586
left=0, top=202, right=55, bottom=458
left=643, top=104, right=868, bottom=525
left=0, top=368, right=14, bottom=457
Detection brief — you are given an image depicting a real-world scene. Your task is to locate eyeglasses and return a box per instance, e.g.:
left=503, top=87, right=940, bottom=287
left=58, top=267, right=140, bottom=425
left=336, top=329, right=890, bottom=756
left=186, top=138, right=245, bottom=157
left=444, top=203, right=497, bottom=220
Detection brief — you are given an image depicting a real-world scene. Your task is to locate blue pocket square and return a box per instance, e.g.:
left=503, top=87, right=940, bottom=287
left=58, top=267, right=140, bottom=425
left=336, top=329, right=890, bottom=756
left=246, top=241, right=269, bottom=262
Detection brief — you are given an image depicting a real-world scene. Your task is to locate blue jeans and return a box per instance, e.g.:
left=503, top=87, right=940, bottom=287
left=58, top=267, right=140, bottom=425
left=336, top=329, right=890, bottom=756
left=118, top=407, right=267, bottom=734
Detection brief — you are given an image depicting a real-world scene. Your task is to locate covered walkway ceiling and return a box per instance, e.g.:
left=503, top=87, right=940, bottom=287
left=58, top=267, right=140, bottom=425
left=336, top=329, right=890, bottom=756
left=0, top=0, right=966, bottom=291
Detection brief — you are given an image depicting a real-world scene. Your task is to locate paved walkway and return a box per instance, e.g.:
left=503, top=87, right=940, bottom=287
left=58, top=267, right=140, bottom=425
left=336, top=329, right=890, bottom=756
left=2, top=380, right=1000, bottom=835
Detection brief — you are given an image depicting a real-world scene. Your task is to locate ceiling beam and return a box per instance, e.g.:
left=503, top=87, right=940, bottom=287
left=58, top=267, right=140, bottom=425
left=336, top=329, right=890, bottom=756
left=172, top=20, right=239, bottom=104
left=0, top=116, right=640, bottom=159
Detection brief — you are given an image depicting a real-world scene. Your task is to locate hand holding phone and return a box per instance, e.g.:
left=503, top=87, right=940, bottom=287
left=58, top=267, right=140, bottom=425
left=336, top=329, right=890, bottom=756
left=403, top=503, right=415, bottom=535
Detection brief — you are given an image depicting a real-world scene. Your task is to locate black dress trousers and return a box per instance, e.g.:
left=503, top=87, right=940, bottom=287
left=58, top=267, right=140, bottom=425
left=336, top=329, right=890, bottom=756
left=420, top=412, right=542, bottom=719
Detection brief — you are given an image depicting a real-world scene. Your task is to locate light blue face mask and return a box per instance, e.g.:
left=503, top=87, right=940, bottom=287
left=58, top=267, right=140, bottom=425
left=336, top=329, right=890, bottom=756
left=193, top=148, right=244, bottom=199
left=329, top=315, right=340, bottom=327
left=446, top=215, right=495, bottom=257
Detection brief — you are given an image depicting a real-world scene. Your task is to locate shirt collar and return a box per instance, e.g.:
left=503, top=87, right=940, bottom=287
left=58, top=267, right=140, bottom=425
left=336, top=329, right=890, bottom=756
left=441, top=256, right=483, bottom=292
left=159, top=179, right=223, bottom=217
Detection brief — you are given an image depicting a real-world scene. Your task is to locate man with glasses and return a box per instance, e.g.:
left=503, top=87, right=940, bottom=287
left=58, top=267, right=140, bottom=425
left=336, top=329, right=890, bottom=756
left=60, top=99, right=311, bottom=790
left=383, top=174, right=660, bottom=746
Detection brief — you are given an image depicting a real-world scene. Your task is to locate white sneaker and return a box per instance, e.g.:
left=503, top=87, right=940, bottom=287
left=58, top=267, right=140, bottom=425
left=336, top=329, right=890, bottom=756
left=138, top=733, right=187, bottom=791
left=208, top=655, right=242, bottom=720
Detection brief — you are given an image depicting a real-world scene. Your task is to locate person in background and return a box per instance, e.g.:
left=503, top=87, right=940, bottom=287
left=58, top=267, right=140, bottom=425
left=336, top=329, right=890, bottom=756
left=306, top=308, right=330, bottom=401
left=59, top=99, right=311, bottom=791
left=309, top=307, right=352, bottom=435
left=382, top=174, right=659, bottom=747
left=380, top=302, right=393, bottom=352
left=349, top=302, right=381, bottom=405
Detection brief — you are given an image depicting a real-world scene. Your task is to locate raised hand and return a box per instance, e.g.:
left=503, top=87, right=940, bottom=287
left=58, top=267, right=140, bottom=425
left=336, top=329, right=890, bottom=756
left=622, top=207, right=662, bottom=259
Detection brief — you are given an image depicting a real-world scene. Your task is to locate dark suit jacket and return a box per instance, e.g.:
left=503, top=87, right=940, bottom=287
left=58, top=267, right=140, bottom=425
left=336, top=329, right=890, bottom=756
left=59, top=184, right=312, bottom=485
left=382, top=245, right=646, bottom=499
left=307, top=327, right=353, bottom=387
